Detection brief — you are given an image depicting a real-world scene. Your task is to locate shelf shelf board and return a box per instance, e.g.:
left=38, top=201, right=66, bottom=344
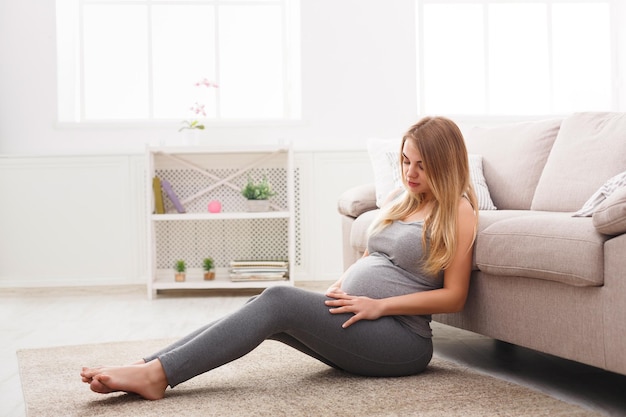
left=151, top=211, right=291, bottom=221
left=152, top=272, right=291, bottom=290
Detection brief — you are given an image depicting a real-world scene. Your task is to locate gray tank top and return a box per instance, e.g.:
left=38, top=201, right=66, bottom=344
left=341, top=220, right=444, bottom=337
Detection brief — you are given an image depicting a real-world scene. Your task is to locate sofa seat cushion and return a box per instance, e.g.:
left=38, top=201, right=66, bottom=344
left=476, top=212, right=607, bottom=287
left=474, top=210, right=544, bottom=271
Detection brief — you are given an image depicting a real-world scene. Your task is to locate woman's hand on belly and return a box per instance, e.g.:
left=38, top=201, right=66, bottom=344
left=325, top=281, right=345, bottom=296
left=325, top=292, right=384, bottom=329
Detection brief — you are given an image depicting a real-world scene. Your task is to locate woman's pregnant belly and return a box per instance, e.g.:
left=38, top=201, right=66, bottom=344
left=341, top=254, right=422, bottom=300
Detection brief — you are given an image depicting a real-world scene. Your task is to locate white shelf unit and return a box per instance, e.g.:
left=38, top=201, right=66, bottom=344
left=146, top=144, right=295, bottom=298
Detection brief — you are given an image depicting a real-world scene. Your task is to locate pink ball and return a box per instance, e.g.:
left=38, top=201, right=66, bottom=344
left=208, top=200, right=222, bottom=213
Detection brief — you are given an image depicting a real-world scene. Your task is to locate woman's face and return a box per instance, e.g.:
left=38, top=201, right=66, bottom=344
left=402, top=139, right=432, bottom=198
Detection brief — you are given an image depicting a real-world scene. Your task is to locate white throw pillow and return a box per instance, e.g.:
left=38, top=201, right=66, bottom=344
left=367, top=138, right=496, bottom=210
left=468, top=154, right=497, bottom=211
left=592, top=186, right=626, bottom=235
left=367, top=138, right=403, bottom=207
left=573, top=170, right=626, bottom=217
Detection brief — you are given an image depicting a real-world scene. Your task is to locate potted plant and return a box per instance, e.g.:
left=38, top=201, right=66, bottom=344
left=241, top=175, right=275, bottom=212
left=203, top=257, right=215, bottom=280
left=177, top=78, right=219, bottom=145
left=174, top=260, right=186, bottom=282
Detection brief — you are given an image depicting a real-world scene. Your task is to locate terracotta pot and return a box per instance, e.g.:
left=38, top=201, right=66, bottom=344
left=175, top=272, right=186, bottom=282
left=204, top=271, right=215, bottom=280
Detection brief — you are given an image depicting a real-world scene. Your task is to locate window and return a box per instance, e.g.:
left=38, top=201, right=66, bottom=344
left=56, top=0, right=301, bottom=123
left=416, top=0, right=615, bottom=116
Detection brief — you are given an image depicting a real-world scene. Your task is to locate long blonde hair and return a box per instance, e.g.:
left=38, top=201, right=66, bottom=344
left=369, top=116, right=478, bottom=275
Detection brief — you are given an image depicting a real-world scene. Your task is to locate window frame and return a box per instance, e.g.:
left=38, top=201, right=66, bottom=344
left=415, top=0, right=621, bottom=121
left=56, top=0, right=301, bottom=126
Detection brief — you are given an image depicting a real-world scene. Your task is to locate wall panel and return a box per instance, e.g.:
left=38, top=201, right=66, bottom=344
left=0, top=155, right=144, bottom=286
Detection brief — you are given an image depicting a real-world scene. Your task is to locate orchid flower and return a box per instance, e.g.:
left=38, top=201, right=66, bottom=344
left=190, top=102, right=207, bottom=117
left=179, top=78, right=219, bottom=132
left=195, top=78, right=220, bottom=89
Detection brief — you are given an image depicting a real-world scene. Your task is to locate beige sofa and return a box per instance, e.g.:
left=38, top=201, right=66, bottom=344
left=338, top=112, right=626, bottom=376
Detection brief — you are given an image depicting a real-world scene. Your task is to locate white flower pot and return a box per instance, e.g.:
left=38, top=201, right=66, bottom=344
left=246, top=200, right=270, bottom=212
left=183, top=129, right=200, bottom=145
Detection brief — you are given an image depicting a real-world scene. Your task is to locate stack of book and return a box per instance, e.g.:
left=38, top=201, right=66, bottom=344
left=229, top=260, right=289, bottom=282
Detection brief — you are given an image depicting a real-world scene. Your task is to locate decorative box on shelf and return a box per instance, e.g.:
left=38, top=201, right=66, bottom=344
left=146, top=143, right=295, bottom=298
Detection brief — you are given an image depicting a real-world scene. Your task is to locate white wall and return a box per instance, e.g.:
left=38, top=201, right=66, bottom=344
left=0, top=155, right=147, bottom=286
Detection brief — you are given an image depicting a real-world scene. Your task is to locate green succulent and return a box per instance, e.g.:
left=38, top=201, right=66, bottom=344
left=174, top=260, right=186, bottom=273
left=202, top=257, right=215, bottom=271
left=241, top=176, right=275, bottom=200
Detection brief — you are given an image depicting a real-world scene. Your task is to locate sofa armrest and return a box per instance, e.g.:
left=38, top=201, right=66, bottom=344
left=337, top=183, right=378, bottom=218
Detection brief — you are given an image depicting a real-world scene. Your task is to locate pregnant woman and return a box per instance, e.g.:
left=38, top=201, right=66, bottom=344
left=81, top=116, right=478, bottom=400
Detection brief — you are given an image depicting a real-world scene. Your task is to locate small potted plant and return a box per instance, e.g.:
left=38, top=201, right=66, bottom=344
left=174, top=260, right=186, bottom=282
left=203, top=257, right=215, bottom=280
left=241, top=175, right=275, bottom=212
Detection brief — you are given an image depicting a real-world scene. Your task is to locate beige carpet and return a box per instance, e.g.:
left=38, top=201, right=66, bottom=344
left=17, top=339, right=600, bottom=417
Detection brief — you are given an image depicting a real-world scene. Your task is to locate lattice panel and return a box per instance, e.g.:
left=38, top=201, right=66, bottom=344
left=155, top=218, right=289, bottom=269
left=152, top=150, right=301, bottom=269
left=155, top=167, right=289, bottom=214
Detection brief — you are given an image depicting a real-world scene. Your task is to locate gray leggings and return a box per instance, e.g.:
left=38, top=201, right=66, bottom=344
left=144, top=286, right=433, bottom=387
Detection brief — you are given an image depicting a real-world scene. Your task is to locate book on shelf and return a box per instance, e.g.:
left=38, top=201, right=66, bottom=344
left=230, top=273, right=288, bottom=282
left=160, top=179, right=186, bottom=213
left=152, top=177, right=165, bottom=214
left=229, top=260, right=289, bottom=282
left=230, top=260, right=289, bottom=267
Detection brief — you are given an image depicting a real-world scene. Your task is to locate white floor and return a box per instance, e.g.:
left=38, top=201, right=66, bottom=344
left=2, top=284, right=625, bottom=417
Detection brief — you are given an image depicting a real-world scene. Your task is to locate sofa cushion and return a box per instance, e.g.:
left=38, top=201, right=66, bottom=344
left=593, top=186, right=626, bottom=236
left=473, top=210, right=543, bottom=271
left=464, top=118, right=562, bottom=210
left=476, top=213, right=607, bottom=287
left=531, top=112, right=626, bottom=212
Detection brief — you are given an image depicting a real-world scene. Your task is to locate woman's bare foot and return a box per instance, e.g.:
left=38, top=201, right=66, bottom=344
left=81, top=366, right=104, bottom=384
left=80, top=359, right=146, bottom=386
left=90, top=377, right=117, bottom=394
left=81, top=360, right=168, bottom=400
